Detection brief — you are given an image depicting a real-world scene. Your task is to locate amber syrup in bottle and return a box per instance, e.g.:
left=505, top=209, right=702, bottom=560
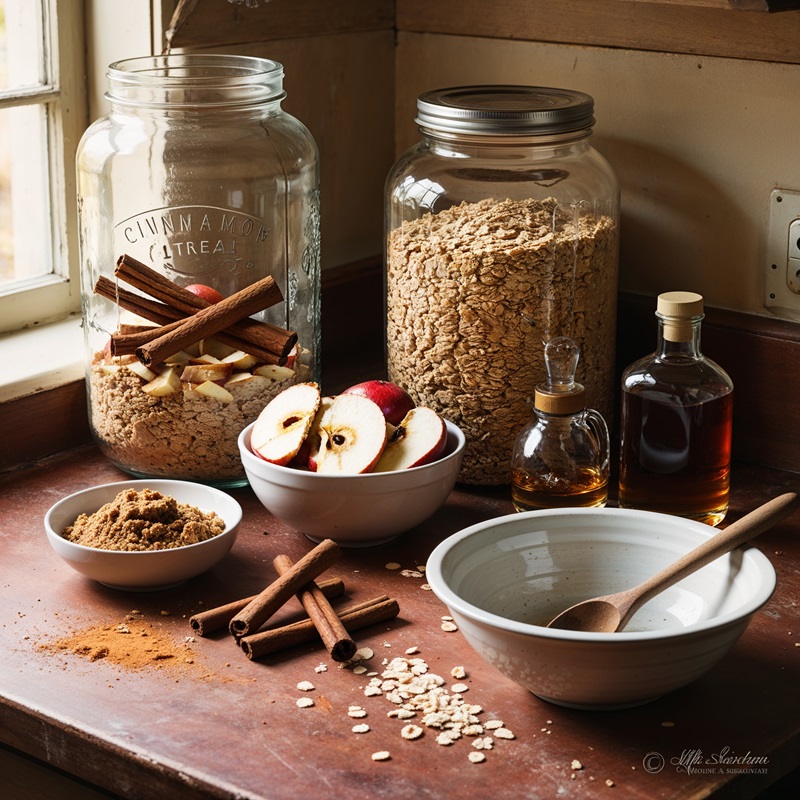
left=618, top=292, right=733, bottom=526
left=512, top=337, right=610, bottom=512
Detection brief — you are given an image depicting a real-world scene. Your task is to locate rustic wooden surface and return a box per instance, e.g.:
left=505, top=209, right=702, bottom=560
left=1, top=445, right=798, bottom=799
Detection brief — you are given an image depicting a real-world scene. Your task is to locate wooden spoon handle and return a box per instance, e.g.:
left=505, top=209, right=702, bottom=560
left=619, top=492, right=798, bottom=625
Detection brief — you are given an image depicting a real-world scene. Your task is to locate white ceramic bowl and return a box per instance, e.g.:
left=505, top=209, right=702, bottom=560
left=426, top=508, right=776, bottom=710
left=44, top=479, right=242, bottom=591
left=238, top=420, right=466, bottom=547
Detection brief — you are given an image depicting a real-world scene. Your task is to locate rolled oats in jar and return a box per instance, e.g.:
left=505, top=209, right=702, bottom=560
left=386, top=86, right=619, bottom=484
left=77, top=55, right=320, bottom=486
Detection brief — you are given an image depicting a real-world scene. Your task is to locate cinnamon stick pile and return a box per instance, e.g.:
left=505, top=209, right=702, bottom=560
left=94, top=254, right=297, bottom=367
left=189, top=538, right=400, bottom=662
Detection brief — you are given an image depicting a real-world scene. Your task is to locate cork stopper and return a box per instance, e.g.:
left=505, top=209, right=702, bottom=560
left=534, top=337, right=585, bottom=415
left=656, top=291, right=704, bottom=343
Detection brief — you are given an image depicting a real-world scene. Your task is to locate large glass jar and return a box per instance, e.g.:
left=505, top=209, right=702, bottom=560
left=386, top=85, right=619, bottom=485
left=77, top=55, right=320, bottom=487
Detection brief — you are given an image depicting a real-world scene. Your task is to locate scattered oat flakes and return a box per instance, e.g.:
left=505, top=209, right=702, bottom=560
left=451, top=683, right=469, bottom=693
left=371, top=750, right=391, bottom=761
left=441, top=622, right=458, bottom=632
left=400, top=569, right=424, bottom=578
left=405, top=646, right=419, bottom=655
left=436, top=732, right=457, bottom=746
left=484, top=719, right=504, bottom=730
left=605, top=779, right=615, bottom=787
left=296, top=681, right=315, bottom=692
left=352, top=665, right=368, bottom=675
left=401, top=724, right=424, bottom=740
left=354, top=647, right=374, bottom=661
left=348, top=706, right=367, bottom=718
left=468, top=752, right=486, bottom=763
left=420, top=583, right=432, bottom=591
left=494, top=728, right=515, bottom=740
left=314, top=664, right=328, bottom=673
left=571, top=759, right=583, bottom=770
left=441, top=615, right=453, bottom=621
left=352, top=723, right=370, bottom=734
left=364, top=686, right=383, bottom=697
left=451, top=665, right=466, bottom=679
left=384, top=562, right=401, bottom=570
left=472, top=737, right=493, bottom=750
left=295, top=698, right=314, bottom=708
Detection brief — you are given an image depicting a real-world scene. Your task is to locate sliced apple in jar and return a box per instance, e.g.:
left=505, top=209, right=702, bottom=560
left=180, top=362, right=234, bottom=385
left=374, top=406, right=447, bottom=471
left=142, top=366, right=181, bottom=396
left=125, top=360, right=158, bottom=382
left=253, top=364, right=296, bottom=383
left=314, top=393, right=389, bottom=475
left=194, top=379, right=234, bottom=403
left=251, top=382, right=321, bottom=465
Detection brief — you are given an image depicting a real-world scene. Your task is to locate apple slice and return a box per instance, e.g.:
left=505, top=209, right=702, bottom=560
left=314, top=394, right=389, bottom=475
left=253, top=364, right=296, bottom=383
left=222, top=350, right=260, bottom=370
left=194, top=380, right=234, bottom=403
left=142, top=366, right=181, bottom=396
left=125, top=360, right=158, bottom=382
left=374, top=406, right=447, bottom=472
left=200, top=337, right=238, bottom=360
left=180, top=362, right=234, bottom=385
left=251, top=382, right=321, bottom=465
left=305, top=396, right=335, bottom=472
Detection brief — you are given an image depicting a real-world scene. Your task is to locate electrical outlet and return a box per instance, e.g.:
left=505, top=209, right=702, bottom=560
left=765, top=188, right=800, bottom=319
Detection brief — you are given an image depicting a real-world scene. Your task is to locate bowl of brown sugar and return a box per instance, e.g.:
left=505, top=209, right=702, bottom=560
left=44, top=480, right=242, bottom=591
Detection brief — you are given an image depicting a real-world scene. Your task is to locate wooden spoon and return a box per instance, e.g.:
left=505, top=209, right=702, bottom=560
left=546, top=492, right=798, bottom=633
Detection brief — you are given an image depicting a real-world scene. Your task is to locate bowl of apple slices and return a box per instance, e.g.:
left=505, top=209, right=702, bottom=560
left=238, top=380, right=466, bottom=546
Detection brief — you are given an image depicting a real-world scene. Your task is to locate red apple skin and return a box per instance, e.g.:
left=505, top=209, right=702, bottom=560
left=342, top=380, right=415, bottom=426
left=185, top=283, right=225, bottom=304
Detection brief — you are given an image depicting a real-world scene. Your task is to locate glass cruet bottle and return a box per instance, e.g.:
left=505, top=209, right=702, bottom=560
left=511, top=337, right=610, bottom=511
left=618, top=291, right=733, bottom=525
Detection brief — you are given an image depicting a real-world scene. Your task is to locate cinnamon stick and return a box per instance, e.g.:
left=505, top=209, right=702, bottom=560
left=228, top=538, right=342, bottom=638
left=273, top=554, right=356, bottom=662
left=240, top=596, right=400, bottom=661
left=189, top=576, right=345, bottom=637
left=94, top=275, right=294, bottom=365
left=136, top=274, right=285, bottom=366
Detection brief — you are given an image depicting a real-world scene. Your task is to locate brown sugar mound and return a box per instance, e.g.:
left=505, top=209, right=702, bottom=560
left=61, top=488, right=225, bottom=551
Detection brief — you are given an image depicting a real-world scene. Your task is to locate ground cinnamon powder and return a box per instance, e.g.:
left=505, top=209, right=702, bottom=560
left=61, top=487, right=225, bottom=551
left=42, top=610, right=201, bottom=673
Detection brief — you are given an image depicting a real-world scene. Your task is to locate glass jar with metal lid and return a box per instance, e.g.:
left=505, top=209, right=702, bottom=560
left=77, top=55, right=320, bottom=487
left=385, top=85, right=619, bottom=485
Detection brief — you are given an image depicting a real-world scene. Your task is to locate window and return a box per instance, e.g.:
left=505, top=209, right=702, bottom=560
left=0, top=0, right=86, bottom=334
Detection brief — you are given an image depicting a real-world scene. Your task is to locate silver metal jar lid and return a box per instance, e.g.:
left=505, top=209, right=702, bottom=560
left=415, top=85, right=595, bottom=136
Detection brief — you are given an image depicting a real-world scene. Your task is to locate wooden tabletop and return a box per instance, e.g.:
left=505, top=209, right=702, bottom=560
left=1, top=445, right=798, bottom=800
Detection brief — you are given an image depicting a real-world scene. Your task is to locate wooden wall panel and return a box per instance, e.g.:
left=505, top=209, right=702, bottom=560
left=396, top=0, right=800, bottom=64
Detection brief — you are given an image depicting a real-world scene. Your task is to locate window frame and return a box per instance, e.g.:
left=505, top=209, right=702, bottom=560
left=0, top=0, right=86, bottom=333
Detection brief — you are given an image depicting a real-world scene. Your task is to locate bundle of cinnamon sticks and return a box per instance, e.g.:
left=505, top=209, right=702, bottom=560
left=94, top=254, right=297, bottom=367
left=189, top=538, right=400, bottom=662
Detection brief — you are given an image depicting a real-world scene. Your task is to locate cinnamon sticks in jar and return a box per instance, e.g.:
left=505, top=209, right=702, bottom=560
left=94, top=253, right=297, bottom=367
left=190, top=538, right=400, bottom=663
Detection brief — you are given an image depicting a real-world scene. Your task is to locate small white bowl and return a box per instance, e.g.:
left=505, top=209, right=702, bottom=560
left=238, top=419, right=466, bottom=547
left=44, top=479, right=242, bottom=591
left=426, top=507, right=776, bottom=710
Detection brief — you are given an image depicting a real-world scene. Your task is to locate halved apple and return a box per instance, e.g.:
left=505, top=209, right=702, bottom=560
left=313, top=394, right=389, bottom=475
left=251, top=382, right=321, bottom=465
left=373, top=406, right=447, bottom=471
left=305, top=396, right=335, bottom=472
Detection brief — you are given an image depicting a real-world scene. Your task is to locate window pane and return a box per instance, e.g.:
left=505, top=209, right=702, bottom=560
left=0, top=104, right=50, bottom=289
left=0, top=1, right=46, bottom=91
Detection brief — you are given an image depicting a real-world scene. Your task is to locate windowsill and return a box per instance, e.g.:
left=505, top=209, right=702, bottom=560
left=0, top=315, right=84, bottom=404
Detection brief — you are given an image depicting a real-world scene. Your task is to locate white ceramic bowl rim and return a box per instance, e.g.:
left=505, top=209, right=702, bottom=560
left=426, top=507, right=777, bottom=644
left=44, top=479, right=242, bottom=556
left=239, top=418, right=466, bottom=480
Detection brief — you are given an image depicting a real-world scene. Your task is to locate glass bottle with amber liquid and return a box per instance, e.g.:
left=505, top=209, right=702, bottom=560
left=618, top=291, right=733, bottom=525
left=512, top=337, right=610, bottom=511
